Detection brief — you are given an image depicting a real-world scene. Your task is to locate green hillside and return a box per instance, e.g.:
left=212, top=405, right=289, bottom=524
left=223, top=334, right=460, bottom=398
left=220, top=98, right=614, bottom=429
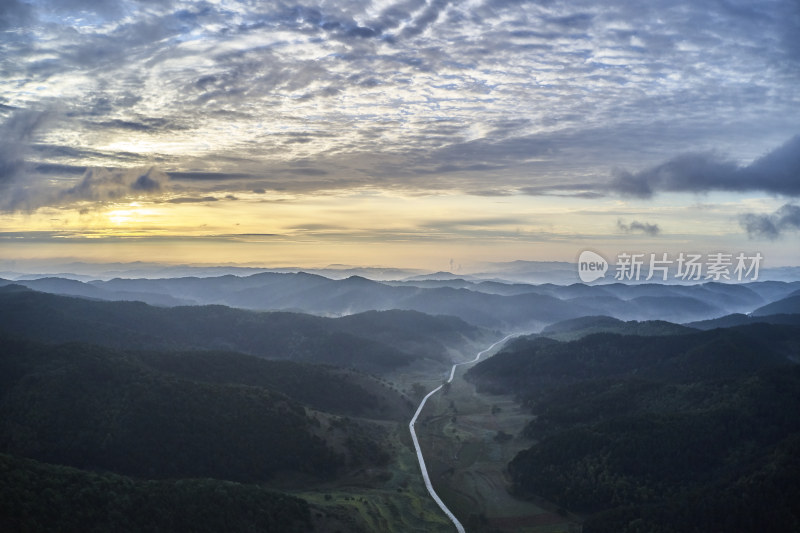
left=0, top=453, right=318, bottom=533
left=0, top=335, right=394, bottom=483
left=132, top=349, right=412, bottom=420
left=0, top=286, right=484, bottom=374
left=465, top=324, right=800, bottom=532
left=540, top=315, right=695, bottom=340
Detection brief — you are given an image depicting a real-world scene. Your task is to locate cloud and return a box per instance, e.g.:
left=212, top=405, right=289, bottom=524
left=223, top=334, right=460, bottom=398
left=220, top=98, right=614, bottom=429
left=617, top=219, right=661, bottom=236
left=398, top=0, right=450, bottom=39
left=36, top=0, right=133, bottom=19
left=94, top=118, right=175, bottom=132
left=167, top=172, right=252, bottom=181
left=34, top=163, right=87, bottom=175
left=0, top=109, right=53, bottom=186
left=521, top=183, right=605, bottom=198
left=609, top=135, right=800, bottom=198
left=739, top=203, right=800, bottom=239
left=2, top=0, right=798, bottom=204
left=166, top=196, right=218, bottom=204
left=59, top=167, right=169, bottom=205
left=0, top=109, right=175, bottom=212
left=0, top=0, right=33, bottom=30
left=1, top=165, right=171, bottom=212
left=0, top=109, right=58, bottom=210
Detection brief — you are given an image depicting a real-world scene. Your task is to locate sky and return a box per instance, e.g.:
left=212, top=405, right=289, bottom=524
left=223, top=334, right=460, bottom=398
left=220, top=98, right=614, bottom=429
left=1, top=0, right=799, bottom=271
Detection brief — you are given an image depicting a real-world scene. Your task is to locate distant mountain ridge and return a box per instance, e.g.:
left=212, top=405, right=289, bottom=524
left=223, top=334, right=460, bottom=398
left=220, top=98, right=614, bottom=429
left=3, top=273, right=798, bottom=328
left=540, top=315, right=695, bottom=340
left=5, top=260, right=800, bottom=285
left=751, top=294, right=800, bottom=316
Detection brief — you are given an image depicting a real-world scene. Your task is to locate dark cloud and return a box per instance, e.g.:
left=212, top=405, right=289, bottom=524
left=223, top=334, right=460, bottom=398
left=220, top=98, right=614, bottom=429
left=537, top=190, right=606, bottom=199
left=59, top=167, right=169, bottom=205
left=521, top=183, right=603, bottom=197
left=0, top=0, right=33, bottom=30
left=0, top=109, right=59, bottom=211
left=398, top=0, right=450, bottom=39
left=168, top=171, right=253, bottom=181
left=609, top=135, right=800, bottom=197
left=0, top=109, right=53, bottom=185
left=745, top=135, right=800, bottom=194
left=0, top=114, right=171, bottom=213
left=610, top=154, right=740, bottom=198
left=374, top=0, right=421, bottom=32
left=94, top=118, right=174, bottom=132
left=285, top=167, right=329, bottom=176
left=467, top=189, right=514, bottom=197
left=739, top=204, right=800, bottom=239
left=34, top=163, right=87, bottom=175
left=780, top=9, right=800, bottom=69
left=131, top=173, right=162, bottom=191
left=31, top=143, right=145, bottom=165
left=166, top=196, right=218, bottom=204
left=544, top=13, right=594, bottom=29
left=617, top=219, right=661, bottom=236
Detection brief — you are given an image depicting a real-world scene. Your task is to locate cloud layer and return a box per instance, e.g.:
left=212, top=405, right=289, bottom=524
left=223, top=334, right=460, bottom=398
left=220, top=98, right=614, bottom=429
left=0, top=0, right=797, bottom=208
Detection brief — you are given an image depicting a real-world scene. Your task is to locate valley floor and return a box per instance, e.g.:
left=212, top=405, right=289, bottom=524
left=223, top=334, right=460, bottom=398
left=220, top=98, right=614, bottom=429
left=413, top=358, right=582, bottom=533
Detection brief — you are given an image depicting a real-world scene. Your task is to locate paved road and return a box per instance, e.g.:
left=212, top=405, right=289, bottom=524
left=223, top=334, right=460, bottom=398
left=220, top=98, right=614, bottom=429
left=408, top=335, right=515, bottom=533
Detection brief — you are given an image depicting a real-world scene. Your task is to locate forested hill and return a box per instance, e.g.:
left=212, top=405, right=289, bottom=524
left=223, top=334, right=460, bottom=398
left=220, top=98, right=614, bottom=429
left=539, top=315, right=695, bottom=340
left=0, top=285, right=487, bottom=374
left=131, top=349, right=413, bottom=420
left=0, top=290, right=422, bottom=531
left=467, top=323, right=799, bottom=395
left=465, top=324, right=800, bottom=532
left=0, top=334, right=385, bottom=483
left=0, top=453, right=317, bottom=533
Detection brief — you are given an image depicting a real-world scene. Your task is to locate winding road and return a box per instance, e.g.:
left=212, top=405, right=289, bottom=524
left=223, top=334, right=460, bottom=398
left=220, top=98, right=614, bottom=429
left=408, top=334, right=515, bottom=533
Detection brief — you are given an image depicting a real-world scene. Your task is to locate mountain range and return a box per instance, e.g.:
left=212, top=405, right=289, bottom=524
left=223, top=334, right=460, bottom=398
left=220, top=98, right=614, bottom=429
left=3, top=273, right=799, bottom=329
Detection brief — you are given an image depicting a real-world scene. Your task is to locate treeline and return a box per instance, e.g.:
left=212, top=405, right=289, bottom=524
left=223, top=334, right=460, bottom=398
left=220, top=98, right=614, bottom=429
left=466, top=323, right=800, bottom=532
left=0, top=332, right=398, bottom=531
left=539, top=315, right=694, bottom=341
left=133, top=349, right=409, bottom=420
left=0, top=286, right=485, bottom=374
left=0, top=453, right=314, bottom=533
left=467, top=324, right=796, bottom=396
left=0, top=335, right=346, bottom=482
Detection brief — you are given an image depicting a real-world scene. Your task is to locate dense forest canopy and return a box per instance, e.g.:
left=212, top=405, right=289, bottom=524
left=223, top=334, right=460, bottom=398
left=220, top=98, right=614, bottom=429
left=466, top=323, right=800, bottom=532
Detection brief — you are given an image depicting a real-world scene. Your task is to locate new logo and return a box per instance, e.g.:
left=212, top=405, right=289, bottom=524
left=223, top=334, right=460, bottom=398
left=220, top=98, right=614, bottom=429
left=578, top=250, right=608, bottom=282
